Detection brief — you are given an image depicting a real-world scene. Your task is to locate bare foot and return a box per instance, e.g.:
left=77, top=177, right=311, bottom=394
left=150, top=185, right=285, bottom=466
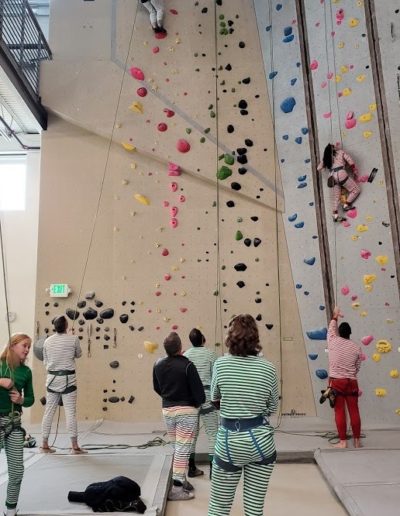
left=332, top=440, right=347, bottom=449
left=71, top=447, right=88, bottom=455
left=354, top=438, right=362, bottom=448
left=39, top=446, right=56, bottom=453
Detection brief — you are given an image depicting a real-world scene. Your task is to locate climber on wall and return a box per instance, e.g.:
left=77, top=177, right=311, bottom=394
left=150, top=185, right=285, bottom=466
left=317, top=143, right=361, bottom=222
left=140, top=0, right=166, bottom=34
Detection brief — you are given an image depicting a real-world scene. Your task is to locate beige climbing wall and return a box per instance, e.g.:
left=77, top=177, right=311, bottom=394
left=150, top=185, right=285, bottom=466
left=31, top=0, right=315, bottom=423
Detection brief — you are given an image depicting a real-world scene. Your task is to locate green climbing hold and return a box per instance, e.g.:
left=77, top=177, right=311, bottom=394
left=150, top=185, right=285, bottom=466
left=219, top=14, right=225, bottom=20
left=221, top=265, right=226, bottom=270
left=218, top=153, right=225, bottom=161
left=224, top=154, right=235, bottom=165
left=186, top=128, right=192, bottom=134
left=210, top=111, right=216, bottom=118
left=237, top=217, right=243, bottom=223
left=213, top=290, right=219, bottom=296
left=235, top=230, right=243, bottom=240
left=212, top=201, right=217, bottom=207
left=200, top=137, right=206, bottom=143
left=217, top=166, right=232, bottom=180
left=215, top=342, right=221, bottom=347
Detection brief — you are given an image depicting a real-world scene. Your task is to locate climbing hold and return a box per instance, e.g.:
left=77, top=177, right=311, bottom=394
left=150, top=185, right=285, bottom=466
left=226, top=201, right=235, bottom=208
left=120, top=314, right=129, bottom=323
left=83, top=307, right=98, bottom=320
left=109, top=361, right=119, bottom=369
left=280, top=97, right=296, bottom=113
left=254, top=238, right=261, bottom=247
left=234, top=263, right=247, bottom=272
left=363, top=274, right=376, bottom=285
left=295, top=137, right=302, bottom=144
left=269, top=71, right=278, bottom=79
left=316, top=369, right=328, bottom=380
left=66, top=309, right=79, bottom=321
left=390, top=369, right=399, bottom=378
left=109, top=396, right=120, bottom=403
left=238, top=99, right=248, bottom=109
left=129, top=101, right=144, bottom=114
left=341, top=285, right=350, bottom=295
left=168, top=163, right=181, bottom=176
left=359, top=113, right=372, bottom=123
left=130, top=67, right=145, bottom=80
left=372, top=353, right=381, bottom=362
left=308, top=354, right=318, bottom=360
left=170, top=182, right=178, bottom=192
left=122, top=142, right=136, bottom=152
left=375, top=388, right=386, bottom=397
left=231, top=182, right=241, bottom=191
left=217, top=166, right=232, bottom=180
left=164, top=273, right=171, bottom=281
left=164, top=109, right=175, bottom=117
left=134, top=193, right=150, bottom=205
left=237, top=281, right=245, bottom=288
left=336, top=8, right=344, bottom=24
left=170, top=218, right=178, bottom=229
left=243, top=238, right=251, bottom=247
left=310, top=60, right=319, bottom=71
left=288, top=213, right=297, bottom=222
left=266, top=324, right=273, bottom=330
left=361, top=335, right=374, bottom=346
left=235, top=231, right=243, bottom=241
left=179, top=195, right=186, bottom=203
left=85, top=291, right=95, bottom=300
left=304, top=257, right=316, bottom=266
left=306, top=328, right=327, bottom=340
left=137, top=87, right=147, bottom=97
left=161, top=248, right=169, bottom=256
left=348, top=18, right=360, bottom=27
left=170, top=206, right=178, bottom=217
left=77, top=301, right=86, bottom=309
left=356, top=224, right=368, bottom=232
left=144, top=341, right=158, bottom=353
left=376, top=340, right=392, bottom=353
left=100, top=309, right=114, bottom=319
left=157, top=123, right=168, bottom=132
left=375, top=255, right=388, bottom=266
left=294, top=222, right=304, bottom=228
left=360, top=249, right=371, bottom=259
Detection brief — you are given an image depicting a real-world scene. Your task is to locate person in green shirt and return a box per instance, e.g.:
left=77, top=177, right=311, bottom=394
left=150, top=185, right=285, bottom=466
left=0, top=333, right=34, bottom=516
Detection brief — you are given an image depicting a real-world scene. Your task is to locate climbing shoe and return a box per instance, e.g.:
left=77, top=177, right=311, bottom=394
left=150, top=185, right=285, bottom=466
left=167, top=486, right=195, bottom=501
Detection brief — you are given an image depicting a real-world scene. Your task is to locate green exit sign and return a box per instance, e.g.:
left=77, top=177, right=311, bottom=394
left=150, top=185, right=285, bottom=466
left=49, top=284, right=71, bottom=297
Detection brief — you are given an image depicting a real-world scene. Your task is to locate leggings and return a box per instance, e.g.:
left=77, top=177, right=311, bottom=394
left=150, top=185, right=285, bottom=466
left=331, top=170, right=360, bottom=212
left=0, top=415, right=24, bottom=509
left=42, top=390, right=78, bottom=440
left=208, top=425, right=276, bottom=515
left=162, top=406, right=199, bottom=483
left=330, top=378, right=361, bottom=440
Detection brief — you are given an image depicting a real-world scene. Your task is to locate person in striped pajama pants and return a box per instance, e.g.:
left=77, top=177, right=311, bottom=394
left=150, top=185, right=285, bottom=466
left=41, top=316, right=85, bottom=454
left=140, top=0, right=166, bottom=33
left=208, top=314, right=279, bottom=516
left=0, top=333, right=34, bottom=516
left=153, top=332, right=205, bottom=501
left=184, top=329, right=218, bottom=478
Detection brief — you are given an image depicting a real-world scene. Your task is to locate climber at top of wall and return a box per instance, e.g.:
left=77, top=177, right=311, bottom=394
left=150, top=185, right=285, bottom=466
left=317, top=143, right=361, bottom=223
left=140, top=0, right=166, bottom=34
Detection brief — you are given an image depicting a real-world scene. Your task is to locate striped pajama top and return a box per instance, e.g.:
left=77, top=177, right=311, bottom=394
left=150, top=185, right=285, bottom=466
left=43, top=333, right=82, bottom=391
left=328, top=320, right=361, bottom=379
left=211, top=355, right=279, bottom=419
left=183, top=346, right=217, bottom=387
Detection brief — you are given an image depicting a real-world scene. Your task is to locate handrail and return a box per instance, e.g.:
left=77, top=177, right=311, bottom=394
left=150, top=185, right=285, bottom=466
left=0, top=0, right=52, bottom=97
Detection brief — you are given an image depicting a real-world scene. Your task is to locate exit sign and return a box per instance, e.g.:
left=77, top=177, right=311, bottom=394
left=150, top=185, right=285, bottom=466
left=49, top=284, right=71, bottom=297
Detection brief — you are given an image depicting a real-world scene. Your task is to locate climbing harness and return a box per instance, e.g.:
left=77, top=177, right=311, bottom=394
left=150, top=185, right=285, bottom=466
left=46, top=369, right=77, bottom=395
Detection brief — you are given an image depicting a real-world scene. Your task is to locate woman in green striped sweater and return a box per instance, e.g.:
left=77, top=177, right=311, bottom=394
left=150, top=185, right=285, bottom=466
left=0, top=333, right=34, bottom=516
left=208, top=314, right=279, bottom=516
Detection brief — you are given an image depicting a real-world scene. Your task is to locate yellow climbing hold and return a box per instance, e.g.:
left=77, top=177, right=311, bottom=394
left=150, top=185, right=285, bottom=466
left=363, top=131, right=373, bottom=138
left=129, top=101, right=144, bottom=114
left=375, top=255, right=388, bottom=266
left=365, top=215, right=374, bottom=222
left=390, top=369, right=399, bottom=378
left=376, top=339, right=392, bottom=353
left=359, top=113, right=372, bottom=123
left=364, top=284, right=373, bottom=292
left=375, top=388, right=387, bottom=397
left=360, top=311, right=368, bottom=317
left=357, top=224, right=368, bottom=232
left=338, top=41, right=345, bottom=49
left=134, top=193, right=150, bottom=205
left=363, top=274, right=377, bottom=285
left=356, top=74, right=366, bottom=82
left=122, top=142, right=136, bottom=152
left=372, top=353, right=381, bottom=362
left=349, top=18, right=360, bottom=27
left=130, top=162, right=137, bottom=169
left=144, top=341, right=158, bottom=353
left=369, top=103, right=377, bottom=111
left=335, top=75, right=342, bottom=83
left=396, top=409, right=400, bottom=415
left=340, top=65, right=349, bottom=74
left=352, top=302, right=360, bottom=309
left=342, top=88, right=352, bottom=96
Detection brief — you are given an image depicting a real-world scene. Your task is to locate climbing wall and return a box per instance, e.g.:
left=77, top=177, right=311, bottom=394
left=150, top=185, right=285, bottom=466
left=32, top=0, right=314, bottom=423
left=255, top=0, right=400, bottom=426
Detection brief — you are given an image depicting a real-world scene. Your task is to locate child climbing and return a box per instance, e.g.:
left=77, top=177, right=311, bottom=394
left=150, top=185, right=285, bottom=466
left=317, top=143, right=361, bottom=222
left=140, top=0, right=166, bottom=33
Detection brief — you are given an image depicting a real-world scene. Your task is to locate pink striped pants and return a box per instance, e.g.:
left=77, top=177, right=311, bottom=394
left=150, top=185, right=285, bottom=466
left=331, top=170, right=360, bottom=212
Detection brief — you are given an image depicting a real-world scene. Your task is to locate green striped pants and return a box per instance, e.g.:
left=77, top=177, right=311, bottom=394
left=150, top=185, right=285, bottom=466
left=208, top=424, right=276, bottom=515
left=192, top=389, right=219, bottom=456
left=0, top=415, right=25, bottom=509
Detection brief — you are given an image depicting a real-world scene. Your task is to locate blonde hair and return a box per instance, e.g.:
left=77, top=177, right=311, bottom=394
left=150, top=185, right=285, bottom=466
left=0, top=333, right=31, bottom=369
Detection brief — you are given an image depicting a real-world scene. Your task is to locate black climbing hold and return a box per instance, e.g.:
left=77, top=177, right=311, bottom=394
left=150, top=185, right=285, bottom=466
left=120, top=314, right=129, bottom=323
left=255, top=298, right=262, bottom=303
left=104, top=327, right=110, bottom=332
left=45, top=302, right=49, bottom=307
left=110, top=361, right=119, bottom=369
left=100, top=308, right=114, bottom=319
left=256, top=314, right=262, bottom=321
left=120, top=397, right=125, bottom=402
left=130, top=301, right=135, bottom=305
left=108, top=396, right=120, bottom=403
left=85, top=291, right=95, bottom=300
left=53, top=302, right=59, bottom=307
left=254, top=238, right=261, bottom=247
left=231, top=182, right=241, bottom=191
left=216, top=0, right=222, bottom=5
left=201, top=7, right=208, bottom=13
left=95, top=300, right=104, bottom=308
left=97, top=318, right=104, bottom=324
left=237, top=147, right=247, bottom=155
left=240, top=110, right=248, bottom=116
left=266, top=324, right=274, bottom=330
left=128, top=395, right=135, bottom=404
left=226, top=200, right=235, bottom=207
left=122, top=301, right=127, bottom=306
left=245, top=139, right=253, bottom=146
left=45, top=311, right=49, bottom=316
left=239, top=41, right=245, bottom=48
left=45, top=328, right=49, bottom=333
left=238, top=167, right=247, bottom=175
left=225, top=64, right=232, bottom=71
left=78, top=319, right=85, bottom=326
left=244, top=238, right=252, bottom=247
left=238, top=99, right=248, bottom=109
left=130, top=309, right=135, bottom=314
left=227, top=124, right=234, bottom=133
left=77, top=301, right=86, bottom=309
left=104, top=334, right=110, bottom=341
left=138, top=326, right=144, bottom=331
left=237, top=155, right=248, bottom=164
left=129, top=325, right=135, bottom=331
left=66, top=309, right=80, bottom=321
left=78, top=328, right=83, bottom=332
left=234, top=263, right=247, bottom=271
left=242, top=77, right=251, bottom=84
left=251, top=216, right=259, bottom=222
left=83, top=307, right=97, bottom=320
left=237, top=281, right=245, bottom=288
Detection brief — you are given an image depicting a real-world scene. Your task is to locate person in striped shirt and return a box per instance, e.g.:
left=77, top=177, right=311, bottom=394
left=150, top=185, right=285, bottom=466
left=208, top=314, right=279, bottom=516
left=184, top=329, right=218, bottom=478
left=40, top=315, right=85, bottom=454
left=328, top=307, right=362, bottom=449
left=0, top=333, right=34, bottom=516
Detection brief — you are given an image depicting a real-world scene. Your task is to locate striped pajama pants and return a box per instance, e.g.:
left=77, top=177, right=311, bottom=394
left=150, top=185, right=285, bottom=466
left=162, top=406, right=199, bottom=483
left=331, top=170, right=360, bottom=212
left=192, top=390, right=218, bottom=456
left=0, top=415, right=24, bottom=509
left=42, top=390, right=78, bottom=439
left=208, top=424, right=276, bottom=516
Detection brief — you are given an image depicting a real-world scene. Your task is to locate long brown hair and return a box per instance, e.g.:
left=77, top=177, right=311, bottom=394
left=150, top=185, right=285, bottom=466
left=0, top=333, right=31, bottom=369
left=225, top=314, right=261, bottom=357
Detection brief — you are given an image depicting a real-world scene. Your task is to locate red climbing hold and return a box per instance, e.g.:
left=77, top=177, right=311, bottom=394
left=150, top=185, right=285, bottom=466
left=177, top=139, right=190, bottom=153
left=170, top=9, right=178, bottom=14
left=164, top=109, right=175, bottom=118
left=161, top=248, right=169, bottom=256
left=152, top=46, right=160, bottom=54
left=130, top=67, right=145, bottom=81
left=158, top=123, right=168, bottom=132
left=168, top=162, right=181, bottom=176
left=137, top=87, right=148, bottom=97
left=164, top=274, right=171, bottom=281
left=155, top=31, right=167, bottom=40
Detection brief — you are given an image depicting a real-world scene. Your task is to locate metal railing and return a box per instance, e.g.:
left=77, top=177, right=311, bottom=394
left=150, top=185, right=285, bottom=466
left=0, top=0, right=52, bottom=97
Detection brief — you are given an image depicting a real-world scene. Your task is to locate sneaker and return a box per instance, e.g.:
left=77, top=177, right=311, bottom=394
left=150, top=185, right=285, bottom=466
left=167, top=485, right=195, bottom=501
left=188, top=466, right=204, bottom=478
left=182, top=480, right=194, bottom=491
left=343, top=204, right=354, bottom=211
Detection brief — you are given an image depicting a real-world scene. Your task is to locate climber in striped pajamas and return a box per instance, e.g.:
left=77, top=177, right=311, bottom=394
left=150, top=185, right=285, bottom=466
left=184, top=329, right=219, bottom=477
left=0, top=333, right=34, bottom=516
left=153, top=332, right=205, bottom=501
left=208, top=314, right=279, bottom=516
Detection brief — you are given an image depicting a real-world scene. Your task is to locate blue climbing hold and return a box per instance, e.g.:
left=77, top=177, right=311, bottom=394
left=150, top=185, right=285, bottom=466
left=288, top=213, right=297, bottom=222
left=280, top=97, right=296, bottom=113
left=304, top=257, right=316, bottom=265
left=304, top=291, right=309, bottom=296
left=265, top=25, right=272, bottom=32
left=294, top=221, right=304, bottom=228
left=304, top=158, right=311, bottom=163
left=295, top=283, right=302, bottom=289
left=296, top=62, right=301, bottom=67
left=308, top=353, right=318, bottom=360
left=284, top=27, right=293, bottom=36
left=269, top=71, right=278, bottom=79
left=283, top=35, right=294, bottom=43
left=290, top=78, right=297, bottom=86
left=316, top=369, right=328, bottom=380
left=297, top=182, right=307, bottom=189
left=312, top=235, right=318, bottom=239
left=301, top=127, right=309, bottom=135
left=319, top=305, right=326, bottom=311
left=309, top=201, right=314, bottom=206
left=295, top=136, right=303, bottom=144
left=298, top=175, right=307, bottom=182
left=282, top=134, right=289, bottom=140
left=276, top=3, right=282, bottom=11
left=306, top=328, right=327, bottom=340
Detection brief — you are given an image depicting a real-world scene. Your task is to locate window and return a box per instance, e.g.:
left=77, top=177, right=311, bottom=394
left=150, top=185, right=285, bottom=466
left=0, top=157, right=27, bottom=211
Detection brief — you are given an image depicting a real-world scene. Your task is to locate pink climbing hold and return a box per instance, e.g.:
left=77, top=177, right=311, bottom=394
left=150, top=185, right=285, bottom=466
left=164, top=108, right=175, bottom=118
left=130, top=67, right=145, bottom=81
left=336, top=8, right=344, bottom=25
left=172, top=324, right=178, bottom=330
left=152, top=46, right=160, bottom=54
left=158, top=122, right=168, bottom=132
left=137, top=87, right=148, bottom=97
left=341, top=285, right=350, bottom=296
left=177, top=139, right=191, bottom=153
left=360, top=352, right=367, bottom=361
left=155, top=291, right=162, bottom=296
left=170, top=218, right=178, bottom=229
left=161, top=248, right=169, bottom=256
left=168, top=162, right=181, bottom=176
left=323, top=112, right=332, bottom=119
left=180, top=307, right=187, bottom=313
left=351, top=295, right=358, bottom=301
left=170, top=182, right=178, bottom=192
left=327, top=72, right=334, bottom=80
left=347, top=207, right=357, bottom=218
left=179, top=195, right=186, bottom=203
left=164, top=273, right=171, bottom=281
left=155, top=31, right=167, bottom=40
left=321, top=81, right=328, bottom=88
left=345, top=119, right=357, bottom=129
left=360, top=249, right=371, bottom=259
left=170, top=206, right=178, bottom=217
left=341, top=220, right=350, bottom=227
left=163, top=200, right=170, bottom=207
left=310, top=60, right=319, bottom=71
left=361, top=335, right=374, bottom=346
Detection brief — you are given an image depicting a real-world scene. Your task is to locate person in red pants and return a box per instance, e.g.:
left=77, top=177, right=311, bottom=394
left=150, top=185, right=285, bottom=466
left=328, top=307, right=362, bottom=448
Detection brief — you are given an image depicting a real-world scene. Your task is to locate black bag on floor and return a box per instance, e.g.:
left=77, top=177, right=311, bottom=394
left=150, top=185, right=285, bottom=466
left=68, top=475, right=147, bottom=513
